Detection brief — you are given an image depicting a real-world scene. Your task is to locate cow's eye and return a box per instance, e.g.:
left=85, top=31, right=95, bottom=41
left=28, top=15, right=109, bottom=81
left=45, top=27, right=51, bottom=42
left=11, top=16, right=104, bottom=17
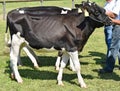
left=95, top=11, right=100, bottom=16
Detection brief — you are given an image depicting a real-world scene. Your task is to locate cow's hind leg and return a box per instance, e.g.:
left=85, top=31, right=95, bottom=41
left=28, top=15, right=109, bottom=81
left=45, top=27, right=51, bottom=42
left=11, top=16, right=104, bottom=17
left=17, top=54, right=22, bottom=66
left=10, top=32, right=25, bottom=83
left=23, top=46, right=39, bottom=69
left=68, top=51, right=86, bottom=88
left=57, top=52, right=69, bottom=86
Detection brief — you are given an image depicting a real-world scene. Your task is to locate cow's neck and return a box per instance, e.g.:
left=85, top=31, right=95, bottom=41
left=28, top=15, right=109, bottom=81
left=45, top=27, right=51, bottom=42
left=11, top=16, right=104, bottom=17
left=76, top=17, right=103, bottom=52
left=83, top=17, right=104, bottom=38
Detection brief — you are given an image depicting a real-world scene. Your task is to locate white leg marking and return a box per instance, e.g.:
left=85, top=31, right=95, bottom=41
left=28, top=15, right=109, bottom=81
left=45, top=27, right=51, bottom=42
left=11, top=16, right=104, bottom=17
left=23, top=46, right=39, bottom=68
left=57, top=52, right=69, bottom=86
left=69, top=57, right=76, bottom=71
left=68, top=51, right=86, bottom=88
left=55, top=56, right=61, bottom=71
left=10, top=32, right=26, bottom=83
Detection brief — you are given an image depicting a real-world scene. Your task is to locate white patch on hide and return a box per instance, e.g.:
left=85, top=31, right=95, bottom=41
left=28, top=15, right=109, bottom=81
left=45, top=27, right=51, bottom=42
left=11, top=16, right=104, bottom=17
left=19, top=10, right=25, bottom=14
left=61, top=7, right=71, bottom=14
left=61, top=10, right=68, bottom=14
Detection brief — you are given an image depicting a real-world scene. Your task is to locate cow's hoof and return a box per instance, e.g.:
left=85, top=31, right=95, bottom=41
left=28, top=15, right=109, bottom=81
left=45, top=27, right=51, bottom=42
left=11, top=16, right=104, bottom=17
left=18, top=81, right=23, bottom=84
left=34, top=66, right=39, bottom=69
left=58, top=81, right=64, bottom=86
left=11, top=73, right=23, bottom=83
left=17, top=78, right=23, bottom=83
left=80, top=83, right=87, bottom=88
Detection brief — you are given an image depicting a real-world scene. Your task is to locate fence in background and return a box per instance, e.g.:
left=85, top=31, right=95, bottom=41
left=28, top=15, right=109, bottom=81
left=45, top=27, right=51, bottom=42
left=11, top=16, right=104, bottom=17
left=0, top=0, right=74, bottom=20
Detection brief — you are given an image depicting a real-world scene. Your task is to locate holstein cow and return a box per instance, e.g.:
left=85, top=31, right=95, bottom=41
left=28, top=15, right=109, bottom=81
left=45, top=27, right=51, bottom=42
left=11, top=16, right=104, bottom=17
left=6, top=1, right=111, bottom=88
left=5, top=6, right=78, bottom=70
left=5, top=6, right=72, bottom=68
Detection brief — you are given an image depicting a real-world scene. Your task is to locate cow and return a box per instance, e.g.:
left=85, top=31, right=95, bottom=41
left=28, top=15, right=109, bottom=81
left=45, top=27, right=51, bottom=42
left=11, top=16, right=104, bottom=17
left=5, top=6, right=72, bottom=68
left=5, top=6, right=77, bottom=70
left=5, top=1, right=111, bottom=88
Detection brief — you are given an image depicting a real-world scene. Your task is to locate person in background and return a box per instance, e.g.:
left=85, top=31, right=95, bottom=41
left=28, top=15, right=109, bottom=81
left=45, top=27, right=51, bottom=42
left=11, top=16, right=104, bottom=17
left=99, top=0, right=120, bottom=73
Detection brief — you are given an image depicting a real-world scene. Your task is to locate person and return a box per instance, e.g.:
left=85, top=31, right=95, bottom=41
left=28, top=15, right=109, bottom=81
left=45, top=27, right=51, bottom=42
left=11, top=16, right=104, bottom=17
left=103, top=0, right=120, bottom=64
left=99, top=0, right=120, bottom=73
left=104, top=0, right=114, bottom=57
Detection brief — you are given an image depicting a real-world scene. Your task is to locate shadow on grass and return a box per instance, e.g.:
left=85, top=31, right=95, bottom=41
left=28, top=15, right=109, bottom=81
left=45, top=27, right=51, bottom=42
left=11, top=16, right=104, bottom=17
left=20, top=56, right=57, bottom=67
left=88, top=51, right=120, bottom=81
left=12, top=70, right=94, bottom=84
left=10, top=54, right=90, bottom=68
left=78, top=51, right=106, bottom=68
left=5, top=64, right=94, bottom=86
left=5, top=51, right=120, bottom=83
left=93, top=69, right=120, bottom=81
left=88, top=51, right=106, bottom=64
left=5, top=55, right=95, bottom=86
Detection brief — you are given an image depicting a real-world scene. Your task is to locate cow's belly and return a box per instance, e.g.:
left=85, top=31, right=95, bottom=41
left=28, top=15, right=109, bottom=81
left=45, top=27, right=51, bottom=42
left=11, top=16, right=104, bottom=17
left=25, top=30, right=65, bottom=50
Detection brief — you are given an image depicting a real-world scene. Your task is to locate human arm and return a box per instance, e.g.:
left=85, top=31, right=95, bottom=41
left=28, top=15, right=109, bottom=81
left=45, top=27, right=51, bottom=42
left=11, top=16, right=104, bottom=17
left=110, top=18, right=120, bottom=25
left=105, top=10, right=120, bottom=25
left=106, top=10, right=117, bottom=18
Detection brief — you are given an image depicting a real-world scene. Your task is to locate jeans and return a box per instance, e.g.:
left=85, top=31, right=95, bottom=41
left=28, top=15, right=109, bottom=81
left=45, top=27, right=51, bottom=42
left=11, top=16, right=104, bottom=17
left=104, top=25, right=113, bottom=56
left=104, top=25, right=120, bottom=71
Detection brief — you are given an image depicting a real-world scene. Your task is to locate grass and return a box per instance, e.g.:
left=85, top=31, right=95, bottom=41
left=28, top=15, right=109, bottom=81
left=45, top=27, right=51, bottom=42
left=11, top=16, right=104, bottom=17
left=0, top=0, right=120, bottom=91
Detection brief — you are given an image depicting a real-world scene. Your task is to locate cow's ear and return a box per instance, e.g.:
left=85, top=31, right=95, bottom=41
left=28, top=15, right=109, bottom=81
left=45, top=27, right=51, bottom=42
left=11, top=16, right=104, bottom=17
left=84, top=9, right=89, bottom=17
left=78, top=8, right=82, bottom=13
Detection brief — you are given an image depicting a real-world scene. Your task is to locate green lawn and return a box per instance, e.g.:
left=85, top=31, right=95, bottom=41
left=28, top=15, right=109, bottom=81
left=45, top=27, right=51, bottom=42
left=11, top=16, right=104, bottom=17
left=0, top=0, right=120, bottom=91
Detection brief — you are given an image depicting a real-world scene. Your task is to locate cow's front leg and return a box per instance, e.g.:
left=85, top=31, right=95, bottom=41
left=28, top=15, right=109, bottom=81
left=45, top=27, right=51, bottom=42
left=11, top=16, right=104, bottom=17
left=55, top=50, right=63, bottom=71
left=55, top=56, right=61, bottom=71
left=69, top=57, right=76, bottom=71
left=23, top=46, right=39, bottom=69
left=57, top=52, right=69, bottom=86
left=10, top=32, right=25, bottom=83
left=68, top=51, right=86, bottom=88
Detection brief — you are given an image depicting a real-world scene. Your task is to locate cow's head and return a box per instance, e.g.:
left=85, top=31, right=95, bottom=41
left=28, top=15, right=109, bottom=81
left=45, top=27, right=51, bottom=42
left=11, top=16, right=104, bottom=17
left=75, top=0, right=112, bottom=26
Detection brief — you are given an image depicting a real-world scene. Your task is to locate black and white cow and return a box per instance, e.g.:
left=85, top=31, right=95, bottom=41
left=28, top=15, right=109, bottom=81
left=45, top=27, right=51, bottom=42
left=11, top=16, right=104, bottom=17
left=5, top=1, right=111, bottom=88
left=5, top=6, right=72, bottom=69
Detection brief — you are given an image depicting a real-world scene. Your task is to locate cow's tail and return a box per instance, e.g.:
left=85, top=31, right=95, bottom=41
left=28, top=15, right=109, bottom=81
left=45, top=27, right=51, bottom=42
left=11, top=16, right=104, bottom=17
left=5, top=19, right=11, bottom=47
